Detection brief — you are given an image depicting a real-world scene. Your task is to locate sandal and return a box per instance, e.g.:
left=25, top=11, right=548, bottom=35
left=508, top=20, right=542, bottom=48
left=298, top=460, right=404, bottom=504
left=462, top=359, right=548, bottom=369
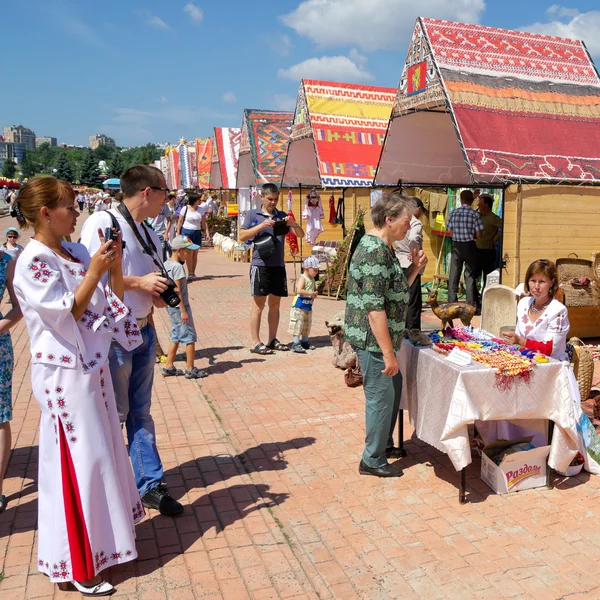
left=250, top=343, right=274, bottom=355
left=185, top=368, right=208, bottom=379
left=162, top=367, right=184, bottom=377
left=0, top=495, right=7, bottom=513
left=268, top=338, right=290, bottom=352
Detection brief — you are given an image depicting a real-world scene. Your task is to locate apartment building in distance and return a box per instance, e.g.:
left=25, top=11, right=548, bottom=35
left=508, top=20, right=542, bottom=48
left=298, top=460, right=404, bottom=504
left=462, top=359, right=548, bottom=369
left=89, top=133, right=116, bottom=149
left=3, top=125, right=36, bottom=152
left=36, top=136, right=58, bottom=147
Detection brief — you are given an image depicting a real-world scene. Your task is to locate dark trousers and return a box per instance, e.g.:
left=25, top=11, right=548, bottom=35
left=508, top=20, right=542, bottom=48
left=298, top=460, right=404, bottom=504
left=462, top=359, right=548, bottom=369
left=476, top=248, right=497, bottom=307
left=404, top=273, right=422, bottom=330
left=357, top=349, right=402, bottom=468
left=448, top=240, right=478, bottom=306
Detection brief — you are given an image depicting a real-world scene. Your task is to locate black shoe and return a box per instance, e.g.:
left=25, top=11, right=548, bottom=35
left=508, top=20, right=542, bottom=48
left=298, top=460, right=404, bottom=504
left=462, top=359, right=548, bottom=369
left=301, top=341, right=316, bottom=350
left=358, top=460, right=403, bottom=478
left=142, top=483, right=184, bottom=516
left=386, top=446, right=407, bottom=459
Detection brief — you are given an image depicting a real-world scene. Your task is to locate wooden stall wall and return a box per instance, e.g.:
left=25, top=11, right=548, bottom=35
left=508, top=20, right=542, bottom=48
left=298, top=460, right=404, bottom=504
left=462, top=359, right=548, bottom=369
left=502, top=184, right=600, bottom=286
left=281, top=187, right=346, bottom=262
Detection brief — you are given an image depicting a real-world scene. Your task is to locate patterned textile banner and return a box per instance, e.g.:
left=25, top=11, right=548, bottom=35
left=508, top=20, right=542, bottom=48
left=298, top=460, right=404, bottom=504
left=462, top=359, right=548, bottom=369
left=242, top=109, right=293, bottom=186
left=388, top=17, right=600, bottom=183
left=168, top=148, right=180, bottom=190
left=304, top=80, right=395, bottom=187
left=196, top=138, right=213, bottom=189
left=214, top=127, right=241, bottom=189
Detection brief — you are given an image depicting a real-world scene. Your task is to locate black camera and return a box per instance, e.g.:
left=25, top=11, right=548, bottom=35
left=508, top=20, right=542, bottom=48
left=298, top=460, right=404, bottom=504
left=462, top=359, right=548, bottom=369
left=160, top=274, right=181, bottom=308
left=104, top=227, right=126, bottom=249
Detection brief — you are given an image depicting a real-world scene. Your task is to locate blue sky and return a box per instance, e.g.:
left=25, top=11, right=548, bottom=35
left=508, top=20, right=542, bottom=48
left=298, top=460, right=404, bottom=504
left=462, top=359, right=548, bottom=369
left=2, top=0, right=599, bottom=147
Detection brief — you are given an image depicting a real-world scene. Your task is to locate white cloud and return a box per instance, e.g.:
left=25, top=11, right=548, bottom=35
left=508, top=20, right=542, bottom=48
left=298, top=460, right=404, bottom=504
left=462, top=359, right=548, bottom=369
left=272, top=94, right=297, bottom=111
left=160, top=95, right=168, bottom=105
left=278, top=50, right=374, bottom=83
left=281, top=0, right=485, bottom=52
left=146, top=15, right=169, bottom=29
left=268, top=34, right=293, bottom=57
left=184, top=2, right=204, bottom=23
left=546, top=5, right=580, bottom=19
left=222, top=91, right=237, bottom=104
left=523, top=11, right=600, bottom=57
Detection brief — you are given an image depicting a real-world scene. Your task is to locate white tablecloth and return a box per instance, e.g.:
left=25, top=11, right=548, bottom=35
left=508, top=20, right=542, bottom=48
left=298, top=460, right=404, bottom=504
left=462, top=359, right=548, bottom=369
left=398, top=342, right=585, bottom=473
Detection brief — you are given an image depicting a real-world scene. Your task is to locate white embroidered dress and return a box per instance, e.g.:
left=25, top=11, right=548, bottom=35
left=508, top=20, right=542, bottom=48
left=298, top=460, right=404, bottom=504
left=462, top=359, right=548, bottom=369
left=302, top=192, right=324, bottom=245
left=13, top=240, right=144, bottom=583
left=515, top=296, right=570, bottom=361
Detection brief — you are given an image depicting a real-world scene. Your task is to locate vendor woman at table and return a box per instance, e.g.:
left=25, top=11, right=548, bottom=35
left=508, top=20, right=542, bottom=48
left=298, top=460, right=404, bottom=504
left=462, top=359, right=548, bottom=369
left=345, top=192, right=427, bottom=478
left=502, top=259, right=569, bottom=361
left=478, top=259, right=569, bottom=447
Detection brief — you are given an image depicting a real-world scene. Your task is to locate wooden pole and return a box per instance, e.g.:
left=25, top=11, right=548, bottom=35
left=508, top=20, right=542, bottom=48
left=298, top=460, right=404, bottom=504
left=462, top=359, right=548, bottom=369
left=514, top=183, right=523, bottom=287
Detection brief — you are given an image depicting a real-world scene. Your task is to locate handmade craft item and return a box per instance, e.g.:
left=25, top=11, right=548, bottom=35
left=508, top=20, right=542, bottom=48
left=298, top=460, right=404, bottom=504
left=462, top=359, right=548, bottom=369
left=427, top=290, right=476, bottom=329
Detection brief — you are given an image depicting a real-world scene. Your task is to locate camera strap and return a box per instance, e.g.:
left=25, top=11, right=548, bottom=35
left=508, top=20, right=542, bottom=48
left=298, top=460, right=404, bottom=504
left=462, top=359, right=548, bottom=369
left=116, top=202, right=165, bottom=274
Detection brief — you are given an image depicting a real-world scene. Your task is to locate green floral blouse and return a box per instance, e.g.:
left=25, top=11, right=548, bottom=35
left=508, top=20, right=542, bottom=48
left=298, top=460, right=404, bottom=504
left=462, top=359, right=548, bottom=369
left=344, top=234, right=409, bottom=353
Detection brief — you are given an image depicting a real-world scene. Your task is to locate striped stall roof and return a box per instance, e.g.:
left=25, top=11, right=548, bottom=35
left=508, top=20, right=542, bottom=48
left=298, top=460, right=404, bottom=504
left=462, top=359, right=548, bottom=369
left=284, top=79, right=396, bottom=187
left=377, top=17, right=600, bottom=184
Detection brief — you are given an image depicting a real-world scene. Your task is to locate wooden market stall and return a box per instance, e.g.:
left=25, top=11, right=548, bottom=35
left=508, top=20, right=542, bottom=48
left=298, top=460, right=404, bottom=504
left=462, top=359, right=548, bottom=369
left=374, top=17, right=600, bottom=336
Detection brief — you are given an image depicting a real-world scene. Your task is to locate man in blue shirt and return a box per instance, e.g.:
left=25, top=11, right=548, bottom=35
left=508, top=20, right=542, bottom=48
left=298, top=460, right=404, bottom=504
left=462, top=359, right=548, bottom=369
left=240, top=183, right=304, bottom=355
left=446, top=189, right=484, bottom=308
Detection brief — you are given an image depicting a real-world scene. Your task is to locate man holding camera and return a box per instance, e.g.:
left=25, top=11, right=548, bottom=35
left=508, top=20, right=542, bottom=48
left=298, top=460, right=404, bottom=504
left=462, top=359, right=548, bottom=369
left=80, top=165, right=183, bottom=517
left=240, top=183, right=304, bottom=355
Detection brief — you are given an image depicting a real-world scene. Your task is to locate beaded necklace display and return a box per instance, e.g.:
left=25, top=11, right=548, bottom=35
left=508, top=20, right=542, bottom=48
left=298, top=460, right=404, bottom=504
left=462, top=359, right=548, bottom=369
left=428, top=325, right=546, bottom=390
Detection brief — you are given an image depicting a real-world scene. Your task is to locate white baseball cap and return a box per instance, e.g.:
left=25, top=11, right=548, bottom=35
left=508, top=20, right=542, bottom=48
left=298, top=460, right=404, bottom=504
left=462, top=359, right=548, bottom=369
left=303, top=256, right=320, bottom=269
left=171, top=235, right=200, bottom=250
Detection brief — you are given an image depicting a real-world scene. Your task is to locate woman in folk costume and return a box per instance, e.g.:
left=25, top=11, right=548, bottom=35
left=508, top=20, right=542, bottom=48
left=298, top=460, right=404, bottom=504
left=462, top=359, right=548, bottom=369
left=302, top=188, right=324, bottom=245
left=12, top=177, right=144, bottom=597
left=501, top=259, right=568, bottom=359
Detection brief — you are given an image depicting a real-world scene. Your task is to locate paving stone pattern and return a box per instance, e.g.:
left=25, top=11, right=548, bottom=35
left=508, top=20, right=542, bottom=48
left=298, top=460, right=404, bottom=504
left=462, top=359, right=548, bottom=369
left=1, top=214, right=600, bottom=599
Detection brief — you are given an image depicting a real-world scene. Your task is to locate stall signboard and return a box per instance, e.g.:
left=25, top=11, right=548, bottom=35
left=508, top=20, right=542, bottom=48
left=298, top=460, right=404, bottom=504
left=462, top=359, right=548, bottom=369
left=227, top=203, right=239, bottom=217
left=481, top=437, right=550, bottom=494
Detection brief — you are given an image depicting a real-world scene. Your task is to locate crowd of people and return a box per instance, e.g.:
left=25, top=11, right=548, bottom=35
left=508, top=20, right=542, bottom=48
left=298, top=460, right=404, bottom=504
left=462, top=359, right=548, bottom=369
left=0, top=170, right=586, bottom=595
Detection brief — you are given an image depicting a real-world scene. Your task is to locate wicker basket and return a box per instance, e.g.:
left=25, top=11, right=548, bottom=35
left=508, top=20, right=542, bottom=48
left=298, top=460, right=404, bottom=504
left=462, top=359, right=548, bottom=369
left=556, top=256, right=593, bottom=283
left=592, top=253, right=600, bottom=286
left=562, top=284, right=597, bottom=307
left=570, top=337, right=594, bottom=401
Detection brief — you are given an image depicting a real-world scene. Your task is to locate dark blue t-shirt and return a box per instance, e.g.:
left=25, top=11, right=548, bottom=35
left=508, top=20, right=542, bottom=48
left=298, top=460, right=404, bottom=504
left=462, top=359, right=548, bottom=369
left=241, top=208, right=290, bottom=267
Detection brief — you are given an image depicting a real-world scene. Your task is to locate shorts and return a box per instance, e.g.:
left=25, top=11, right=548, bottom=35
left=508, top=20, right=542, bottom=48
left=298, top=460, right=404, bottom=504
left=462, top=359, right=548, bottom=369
left=288, top=307, right=312, bottom=337
left=181, top=228, right=202, bottom=247
left=167, top=306, right=197, bottom=345
left=250, top=265, right=288, bottom=297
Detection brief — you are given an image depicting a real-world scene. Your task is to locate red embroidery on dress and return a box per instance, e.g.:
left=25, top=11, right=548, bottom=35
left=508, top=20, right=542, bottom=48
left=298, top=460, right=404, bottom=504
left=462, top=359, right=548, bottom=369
left=51, top=560, right=70, bottom=580
left=47, top=354, right=55, bottom=361
left=59, top=355, right=72, bottom=364
left=35, top=352, right=42, bottom=359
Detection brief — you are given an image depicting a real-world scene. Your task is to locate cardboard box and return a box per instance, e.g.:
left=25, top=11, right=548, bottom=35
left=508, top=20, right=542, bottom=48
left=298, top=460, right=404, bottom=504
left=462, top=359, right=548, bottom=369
left=481, top=437, right=551, bottom=494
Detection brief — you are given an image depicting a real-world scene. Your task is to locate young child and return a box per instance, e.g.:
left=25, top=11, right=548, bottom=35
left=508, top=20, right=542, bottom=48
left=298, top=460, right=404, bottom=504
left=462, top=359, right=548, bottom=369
left=0, top=227, right=24, bottom=260
left=162, top=235, right=208, bottom=379
left=288, top=256, right=320, bottom=353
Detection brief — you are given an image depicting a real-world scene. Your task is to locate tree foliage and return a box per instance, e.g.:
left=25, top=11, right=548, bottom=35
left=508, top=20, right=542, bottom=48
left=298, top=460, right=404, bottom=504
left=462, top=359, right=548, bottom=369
left=79, top=149, right=100, bottom=187
left=2, top=159, right=16, bottom=179
left=55, top=152, right=74, bottom=183
left=20, top=153, right=40, bottom=179
left=108, top=152, right=126, bottom=178
left=22, top=142, right=164, bottom=180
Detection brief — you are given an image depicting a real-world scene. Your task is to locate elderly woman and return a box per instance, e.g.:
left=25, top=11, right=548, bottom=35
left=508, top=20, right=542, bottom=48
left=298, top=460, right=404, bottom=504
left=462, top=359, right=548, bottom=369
left=12, top=177, right=144, bottom=596
left=345, top=192, right=427, bottom=477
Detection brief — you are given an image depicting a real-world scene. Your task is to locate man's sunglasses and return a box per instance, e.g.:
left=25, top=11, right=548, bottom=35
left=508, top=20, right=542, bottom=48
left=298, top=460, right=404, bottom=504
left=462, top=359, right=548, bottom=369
left=142, top=186, right=171, bottom=194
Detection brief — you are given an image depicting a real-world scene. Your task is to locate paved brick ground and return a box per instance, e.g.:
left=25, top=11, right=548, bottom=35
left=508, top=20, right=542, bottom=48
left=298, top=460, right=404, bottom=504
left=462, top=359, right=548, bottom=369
left=2, top=213, right=600, bottom=599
